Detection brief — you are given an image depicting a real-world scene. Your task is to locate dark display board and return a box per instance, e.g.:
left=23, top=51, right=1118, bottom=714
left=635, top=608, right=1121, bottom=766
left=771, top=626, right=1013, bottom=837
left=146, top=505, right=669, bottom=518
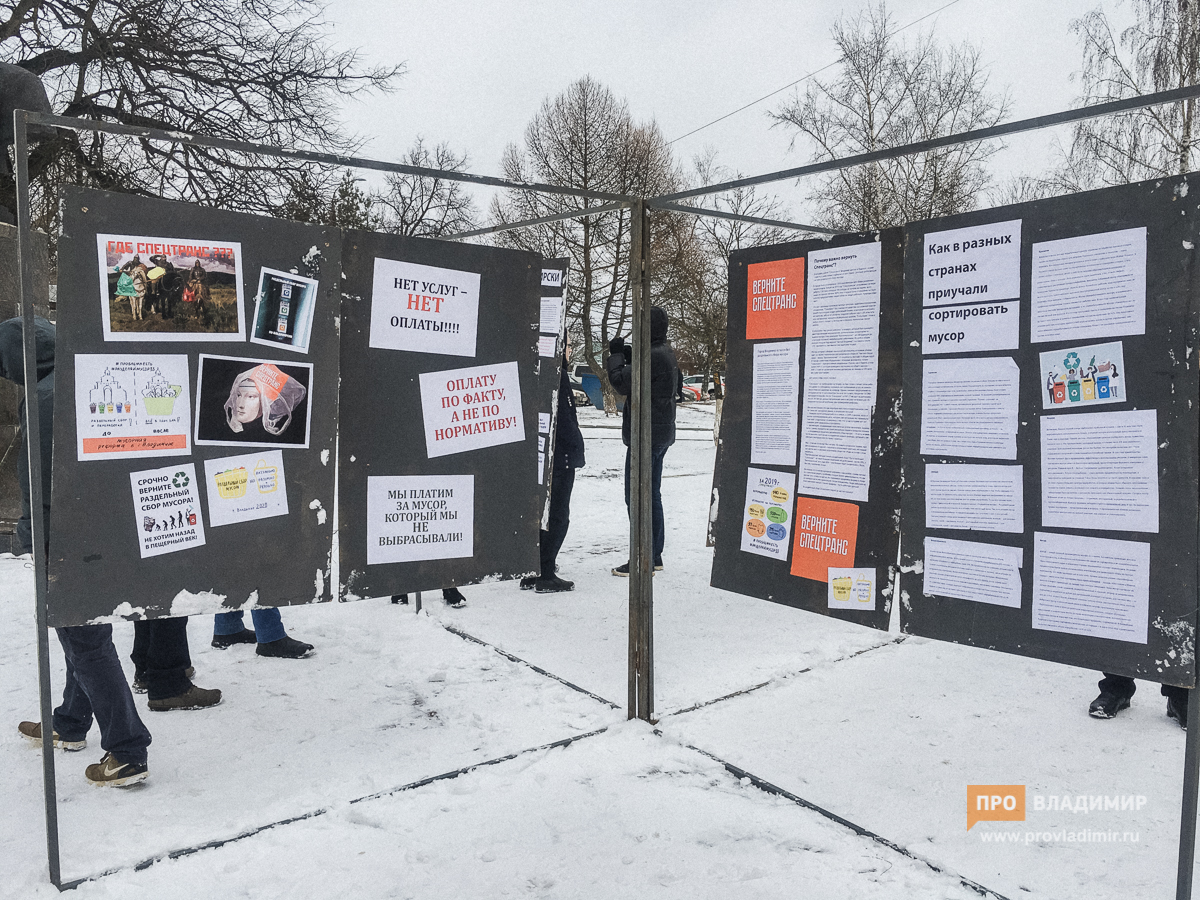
left=899, top=175, right=1199, bottom=687
left=709, top=231, right=903, bottom=629
left=48, top=187, right=340, bottom=625
left=337, top=231, right=543, bottom=599
left=537, top=258, right=569, bottom=523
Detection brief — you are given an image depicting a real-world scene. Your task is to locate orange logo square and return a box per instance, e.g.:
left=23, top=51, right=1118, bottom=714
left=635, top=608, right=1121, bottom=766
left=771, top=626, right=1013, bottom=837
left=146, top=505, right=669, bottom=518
left=790, top=497, right=858, bottom=582
left=747, top=257, right=804, bottom=340
left=967, top=785, right=1026, bottom=829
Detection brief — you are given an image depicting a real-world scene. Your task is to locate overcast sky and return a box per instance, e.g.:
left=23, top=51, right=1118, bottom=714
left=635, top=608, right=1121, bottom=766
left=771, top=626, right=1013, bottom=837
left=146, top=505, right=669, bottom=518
left=324, top=0, right=1136, bottom=221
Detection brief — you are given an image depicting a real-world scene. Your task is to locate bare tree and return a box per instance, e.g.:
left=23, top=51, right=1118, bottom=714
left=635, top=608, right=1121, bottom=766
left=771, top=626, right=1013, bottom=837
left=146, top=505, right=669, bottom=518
left=490, top=77, right=693, bottom=410
left=771, top=1, right=1009, bottom=231
left=665, top=150, right=792, bottom=395
left=0, top=0, right=400, bottom=232
left=373, top=137, right=479, bottom=237
left=1057, top=0, right=1200, bottom=190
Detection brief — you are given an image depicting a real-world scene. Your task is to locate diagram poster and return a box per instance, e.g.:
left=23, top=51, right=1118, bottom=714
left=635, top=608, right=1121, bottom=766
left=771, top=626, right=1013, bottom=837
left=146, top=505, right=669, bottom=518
left=710, top=231, right=903, bottom=632
left=740, top=468, right=795, bottom=561
left=899, top=174, right=1197, bottom=688
left=48, top=186, right=340, bottom=626
left=745, top=256, right=804, bottom=340
left=338, top=230, right=544, bottom=600
left=369, top=258, right=480, bottom=358
left=73, top=354, right=191, bottom=460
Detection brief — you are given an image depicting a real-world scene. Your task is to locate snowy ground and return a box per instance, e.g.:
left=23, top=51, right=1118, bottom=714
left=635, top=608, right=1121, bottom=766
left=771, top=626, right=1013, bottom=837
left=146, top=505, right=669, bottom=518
left=1, top=402, right=1195, bottom=899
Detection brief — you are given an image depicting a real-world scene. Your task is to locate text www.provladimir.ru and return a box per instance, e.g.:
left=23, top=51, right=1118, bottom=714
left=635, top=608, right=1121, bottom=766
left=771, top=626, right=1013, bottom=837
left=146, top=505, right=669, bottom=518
left=979, top=830, right=1140, bottom=844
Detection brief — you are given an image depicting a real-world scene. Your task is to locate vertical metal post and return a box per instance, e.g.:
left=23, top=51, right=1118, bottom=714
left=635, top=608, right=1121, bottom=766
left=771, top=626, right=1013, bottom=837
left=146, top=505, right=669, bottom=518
left=627, top=199, right=654, bottom=722
left=415, top=591, right=422, bottom=614
left=1177, top=686, right=1200, bottom=899
left=15, top=108, right=62, bottom=888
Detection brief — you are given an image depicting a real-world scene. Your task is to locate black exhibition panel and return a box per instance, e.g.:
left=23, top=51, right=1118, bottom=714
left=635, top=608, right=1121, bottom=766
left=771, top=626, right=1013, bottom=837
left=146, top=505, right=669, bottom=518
left=709, top=229, right=903, bottom=630
left=899, top=174, right=1199, bottom=686
left=337, top=230, right=544, bottom=599
left=48, top=186, right=340, bottom=625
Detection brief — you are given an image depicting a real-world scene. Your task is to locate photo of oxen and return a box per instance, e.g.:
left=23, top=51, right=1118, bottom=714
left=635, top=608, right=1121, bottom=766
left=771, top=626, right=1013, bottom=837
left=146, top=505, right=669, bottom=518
left=97, top=233, right=247, bottom=341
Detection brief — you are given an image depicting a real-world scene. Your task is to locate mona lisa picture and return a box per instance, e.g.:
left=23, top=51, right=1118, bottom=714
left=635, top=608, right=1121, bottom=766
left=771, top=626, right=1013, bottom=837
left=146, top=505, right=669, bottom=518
left=194, top=354, right=313, bottom=449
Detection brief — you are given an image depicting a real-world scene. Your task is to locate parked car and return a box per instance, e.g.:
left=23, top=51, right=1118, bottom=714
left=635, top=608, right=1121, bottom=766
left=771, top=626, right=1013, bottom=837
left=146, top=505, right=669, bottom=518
left=682, top=374, right=723, bottom=398
left=679, top=384, right=702, bottom=402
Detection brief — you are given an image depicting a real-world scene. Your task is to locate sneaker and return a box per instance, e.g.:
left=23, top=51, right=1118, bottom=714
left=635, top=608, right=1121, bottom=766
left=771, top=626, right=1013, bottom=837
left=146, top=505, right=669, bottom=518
left=519, top=576, right=538, bottom=590
left=148, top=684, right=222, bottom=712
left=18, top=721, right=86, bottom=751
left=1166, top=696, right=1185, bottom=729
left=611, top=562, right=659, bottom=576
left=211, top=629, right=257, bottom=649
left=256, top=635, right=314, bottom=659
left=1089, top=691, right=1132, bottom=719
left=132, top=665, right=194, bottom=694
left=391, top=594, right=408, bottom=604
left=85, top=752, right=148, bottom=787
left=443, top=588, right=467, bottom=608
left=535, top=575, right=574, bottom=593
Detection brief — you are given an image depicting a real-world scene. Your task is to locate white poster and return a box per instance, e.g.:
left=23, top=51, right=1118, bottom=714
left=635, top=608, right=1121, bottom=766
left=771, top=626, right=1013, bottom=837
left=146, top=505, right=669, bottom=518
left=828, top=568, right=877, bottom=610
left=538, top=335, right=557, bottom=358
left=797, top=241, right=881, bottom=502
left=1038, top=341, right=1126, bottom=410
left=750, top=341, right=800, bottom=466
left=369, top=258, right=480, bottom=357
left=923, top=537, right=1023, bottom=609
left=1031, top=227, right=1146, bottom=344
left=740, top=467, right=796, bottom=560
left=419, top=361, right=526, bottom=458
left=539, top=296, right=565, bottom=336
left=921, top=357, right=1019, bottom=460
left=250, top=267, right=319, bottom=354
left=129, top=463, right=205, bottom=558
left=541, top=268, right=564, bottom=288
left=367, top=475, right=474, bottom=564
left=74, top=355, right=192, bottom=461
left=922, top=219, right=1021, bottom=306
left=1032, top=531, right=1149, bottom=644
left=922, top=301, right=1019, bottom=355
left=1040, top=409, right=1158, bottom=533
left=203, top=450, right=289, bottom=528
left=925, top=464, right=1023, bottom=533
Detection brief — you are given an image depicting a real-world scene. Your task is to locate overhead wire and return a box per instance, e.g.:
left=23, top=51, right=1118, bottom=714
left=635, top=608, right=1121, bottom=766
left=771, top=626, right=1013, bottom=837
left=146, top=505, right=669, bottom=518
left=667, top=0, right=968, bottom=146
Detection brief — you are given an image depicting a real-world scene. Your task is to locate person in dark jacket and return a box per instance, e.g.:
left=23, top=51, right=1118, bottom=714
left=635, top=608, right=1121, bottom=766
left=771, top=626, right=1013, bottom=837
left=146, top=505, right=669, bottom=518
left=605, top=306, right=679, bottom=575
left=1, top=316, right=153, bottom=786
left=521, top=344, right=586, bottom=593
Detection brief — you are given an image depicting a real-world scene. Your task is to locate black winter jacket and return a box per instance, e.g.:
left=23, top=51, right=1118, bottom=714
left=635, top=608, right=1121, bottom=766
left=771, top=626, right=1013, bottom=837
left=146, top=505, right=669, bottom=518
left=605, top=308, right=679, bottom=449
left=553, top=356, right=585, bottom=470
left=0, top=316, right=55, bottom=554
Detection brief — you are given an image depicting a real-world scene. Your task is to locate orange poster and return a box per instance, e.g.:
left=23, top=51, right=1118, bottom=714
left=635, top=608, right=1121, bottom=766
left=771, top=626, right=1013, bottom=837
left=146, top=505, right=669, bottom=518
left=746, top=257, right=804, bottom=340
left=790, top=496, right=858, bottom=583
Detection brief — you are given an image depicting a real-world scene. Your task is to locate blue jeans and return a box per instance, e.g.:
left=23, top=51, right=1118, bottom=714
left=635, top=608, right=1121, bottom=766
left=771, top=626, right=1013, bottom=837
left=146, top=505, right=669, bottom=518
left=213, top=608, right=286, bottom=643
left=624, top=444, right=669, bottom=564
left=54, top=625, right=152, bottom=765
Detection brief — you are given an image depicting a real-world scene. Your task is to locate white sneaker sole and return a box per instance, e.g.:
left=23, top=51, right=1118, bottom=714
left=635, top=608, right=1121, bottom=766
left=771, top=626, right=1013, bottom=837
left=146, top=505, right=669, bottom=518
left=88, top=770, right=148, bottom=787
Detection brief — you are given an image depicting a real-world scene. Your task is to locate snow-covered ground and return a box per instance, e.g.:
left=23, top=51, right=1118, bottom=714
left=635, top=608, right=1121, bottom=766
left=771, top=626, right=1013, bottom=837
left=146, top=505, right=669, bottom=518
left=1, top=402, right=1194, bottom=898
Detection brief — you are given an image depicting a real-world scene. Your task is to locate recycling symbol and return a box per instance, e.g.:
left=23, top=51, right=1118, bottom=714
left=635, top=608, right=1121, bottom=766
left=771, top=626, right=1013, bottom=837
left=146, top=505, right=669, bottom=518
left=1063, top=352, right=1081, bottom=369
left=172, top=472, right=190, bottom=489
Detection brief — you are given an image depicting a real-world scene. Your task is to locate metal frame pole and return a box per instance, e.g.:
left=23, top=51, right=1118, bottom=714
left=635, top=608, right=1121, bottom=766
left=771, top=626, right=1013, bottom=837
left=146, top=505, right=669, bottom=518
left=15, top=108, right=62, bottom=888
left=627, top=199, right=654, bottom=721
left=1179, top=688, right=1200, bottom=898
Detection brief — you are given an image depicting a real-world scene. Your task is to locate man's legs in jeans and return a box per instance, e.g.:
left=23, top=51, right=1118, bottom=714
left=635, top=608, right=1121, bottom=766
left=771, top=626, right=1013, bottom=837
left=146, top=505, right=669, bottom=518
left=541, top=466, right=576, bottom=577
left=131, top=617, right=192, bottom=701
left=56, top=625, right=151, bottom=764
left=623, top=444, right=669, bottom=565
left=214, top=608, right=286, bottom=643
